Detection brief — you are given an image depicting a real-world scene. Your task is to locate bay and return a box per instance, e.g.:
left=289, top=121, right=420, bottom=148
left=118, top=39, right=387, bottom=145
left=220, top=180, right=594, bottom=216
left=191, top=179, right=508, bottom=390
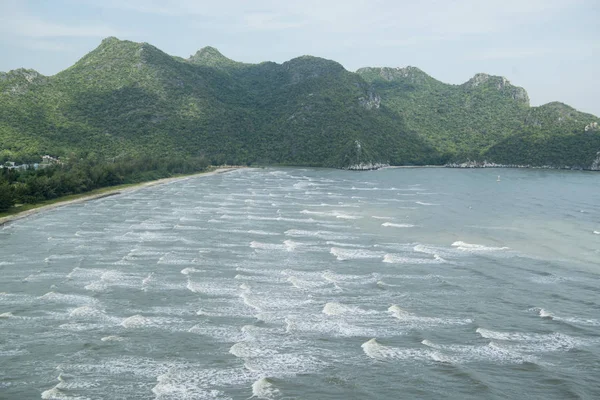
left=1, top=167, right=599, bottom=399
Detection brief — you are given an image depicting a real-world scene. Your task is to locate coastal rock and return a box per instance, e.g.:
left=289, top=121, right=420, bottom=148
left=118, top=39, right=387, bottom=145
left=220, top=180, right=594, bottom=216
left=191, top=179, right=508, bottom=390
left=445, top=160, right=530, bottom=169
left=445, top=159, right=600, bottom=171
left=590, top=152, right=600, bottom=171
left=344, top=162, right=389, bottom=171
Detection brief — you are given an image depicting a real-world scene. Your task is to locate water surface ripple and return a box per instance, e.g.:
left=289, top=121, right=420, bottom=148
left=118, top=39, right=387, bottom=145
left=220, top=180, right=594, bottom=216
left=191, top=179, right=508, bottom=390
left=1, top=168, right=599, bottom=399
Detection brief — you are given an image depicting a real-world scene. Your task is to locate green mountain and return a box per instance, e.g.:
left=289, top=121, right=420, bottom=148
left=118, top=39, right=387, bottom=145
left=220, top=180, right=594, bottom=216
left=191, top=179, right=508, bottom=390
left=357, top=67, right=600, bottom=168
left=1, top=37, right=599, bottom=169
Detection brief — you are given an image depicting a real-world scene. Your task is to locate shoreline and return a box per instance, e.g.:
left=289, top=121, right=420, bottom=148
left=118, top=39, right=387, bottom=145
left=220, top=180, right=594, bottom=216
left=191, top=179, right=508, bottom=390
left=0, top=167, right=242, bottom=227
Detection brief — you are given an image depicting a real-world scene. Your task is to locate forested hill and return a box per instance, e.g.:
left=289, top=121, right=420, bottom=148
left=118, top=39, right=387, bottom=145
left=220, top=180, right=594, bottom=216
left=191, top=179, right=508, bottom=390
left=1, top=37, right=599, bottom=169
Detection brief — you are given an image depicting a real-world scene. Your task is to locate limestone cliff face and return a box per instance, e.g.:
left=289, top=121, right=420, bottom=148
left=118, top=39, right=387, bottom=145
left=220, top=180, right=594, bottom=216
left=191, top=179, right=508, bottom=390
left=0, top=69, right=48, bottom=95
left=358, top=89, right=381, bottom=110
left=591, top=152, right=600, bottom=170
left=463, top=73, right=530, bottom=105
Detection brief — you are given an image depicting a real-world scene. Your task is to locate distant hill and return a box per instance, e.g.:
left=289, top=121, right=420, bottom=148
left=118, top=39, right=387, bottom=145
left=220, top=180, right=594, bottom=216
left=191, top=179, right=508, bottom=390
left=1, top=37, right=598, bottom=169
left=357, top=67, right=600, bottom=168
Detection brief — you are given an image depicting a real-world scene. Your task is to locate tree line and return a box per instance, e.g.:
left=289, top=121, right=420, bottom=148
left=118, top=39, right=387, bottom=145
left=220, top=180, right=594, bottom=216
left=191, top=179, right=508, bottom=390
left=0, top=155, right=210, bottom=212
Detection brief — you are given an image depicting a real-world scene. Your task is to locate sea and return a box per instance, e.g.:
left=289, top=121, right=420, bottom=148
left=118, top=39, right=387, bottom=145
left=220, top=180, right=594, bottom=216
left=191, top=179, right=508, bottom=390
left=1, top=167, right=599, bottom=399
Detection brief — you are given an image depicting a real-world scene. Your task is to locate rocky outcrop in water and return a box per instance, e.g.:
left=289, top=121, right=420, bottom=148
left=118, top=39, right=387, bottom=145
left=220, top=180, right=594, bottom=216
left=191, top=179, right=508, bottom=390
left=590, top=152, right=600, bottom=171
left=445, top=159, right=600, bottom=171
left=344, top=162, right=389, bottom=171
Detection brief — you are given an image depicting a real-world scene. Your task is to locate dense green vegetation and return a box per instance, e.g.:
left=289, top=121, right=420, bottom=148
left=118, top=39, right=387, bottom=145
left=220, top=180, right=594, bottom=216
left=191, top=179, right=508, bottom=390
left=1, top=36, right=599, bottom=179
left=0, top=38, right=437, bottom=169
left=357, top=67, right=600, bottom=166
left=0, top=155, right=209, bottom=212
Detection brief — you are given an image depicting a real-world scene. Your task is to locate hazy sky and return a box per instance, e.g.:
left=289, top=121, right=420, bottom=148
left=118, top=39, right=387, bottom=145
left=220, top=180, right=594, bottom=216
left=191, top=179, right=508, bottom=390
left=1, top=0, right=598, bottom=115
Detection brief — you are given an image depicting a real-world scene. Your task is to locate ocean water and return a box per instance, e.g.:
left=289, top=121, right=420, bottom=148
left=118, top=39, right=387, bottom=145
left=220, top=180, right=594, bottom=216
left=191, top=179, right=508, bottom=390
left=1, top=167, right=599, bottom=399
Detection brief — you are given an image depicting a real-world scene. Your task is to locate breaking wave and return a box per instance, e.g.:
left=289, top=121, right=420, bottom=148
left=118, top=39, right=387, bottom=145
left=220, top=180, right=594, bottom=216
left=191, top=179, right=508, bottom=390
left=330, top=247, right=383, bottom=261
left=381, top=222, right=415, bottom=228
left=451, top=241, right=509, bottom=252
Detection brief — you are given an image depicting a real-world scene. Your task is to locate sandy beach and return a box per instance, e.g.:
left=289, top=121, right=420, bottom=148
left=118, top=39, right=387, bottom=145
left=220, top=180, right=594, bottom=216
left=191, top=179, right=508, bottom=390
left=0, top=167, right=241, bottom=227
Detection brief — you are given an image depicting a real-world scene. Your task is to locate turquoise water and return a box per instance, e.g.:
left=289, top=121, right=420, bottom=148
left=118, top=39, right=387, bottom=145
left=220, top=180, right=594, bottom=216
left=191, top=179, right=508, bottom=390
left=1, top=167, right=599, bottom=399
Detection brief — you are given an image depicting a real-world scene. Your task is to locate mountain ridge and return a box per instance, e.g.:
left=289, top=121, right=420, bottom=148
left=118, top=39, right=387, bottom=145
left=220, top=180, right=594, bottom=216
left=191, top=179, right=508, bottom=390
left=1, top=37, right=598, bottom=169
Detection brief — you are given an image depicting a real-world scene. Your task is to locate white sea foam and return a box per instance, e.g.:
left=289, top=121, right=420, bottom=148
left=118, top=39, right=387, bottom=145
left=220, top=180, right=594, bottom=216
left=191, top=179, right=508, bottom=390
left=101, top=335, right=125, bottom=342
left=287, top=276, right=327, bottom=290
left=243, top=353, right=324, bottom=377
left=235, top=273, right=284, bottom=284
left=283, top=239, right=301, bottom=252
left=415, top=201, right=439, bottom=206
left=250, top=241, right=286, bottom=251
left=528, top=274, right=574, bottom=284
left=300, top=209, right=362, bottom=219
left=388, top=305, right=472, bottom=326
left=593, top=231, right=600, bottom=235
left=121, top=314, right=151, bottom=328
left=421, top=339, right=529, bottom=364
left=330, top=247, right=383, bottom=261
left=248, top=215, right=318, bottom=224
left=248, top=230, right=280, bottom=236
left=285, top=229, right=354, bottom=241
left=180, top=267, right=202, bottom=275
left=361, top=338, right=428, bottom=361
left=0, top=311, right=14, bottom=318
left=476, top=328, right=538, bottom=341
left=383, top=253, right=446, bottom=264
left=158, top=253, right=198, bottom=265
left=84, top=281, right=108, bottom=292
left=44, top=254, right=81, bottom=263
left=451, top=241, right=509, bottom=252
left=151, top=367, right=250, bottom=399
left=75, top=230, right=104, bottom=237
left=387, top=305, right=411, bottom=318
left=188, top=323, right=244, bottom=342
left=555, top=317, right=600, bottom=327
left=187, top=278, right=236, bottom=296
left=68, top=306, right=111, bottom=321
left=40, top=386, right=69, bottom=400
left=477, top=328, right=590, bottom=353
left=381, top=222, right=415, bottom=228
left=66, top=267, right=95, bottom=280
left=229, top=342, right=276, bottom=358
left=174, top=224, right=206, bottom=231
left=251, top=377, right=280, bottom=399
left=529, top=308, right=600, bottom=326
left=322, top=302, right=365, bottom=315
left=141, top=273, right=154, bottom=289
left=240, top=324, right=276, bottom=339
left=321, top=271, right=377, bottom=286
left=38, top=292, right=98, bottom=306
left=325, top=241, right=364, bottom=248
left=240, top=293, right=262, bottom=311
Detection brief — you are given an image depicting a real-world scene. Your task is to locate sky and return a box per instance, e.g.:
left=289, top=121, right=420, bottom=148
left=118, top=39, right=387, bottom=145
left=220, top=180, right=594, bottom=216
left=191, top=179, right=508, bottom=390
left=1, top=0, right=598, bottom=115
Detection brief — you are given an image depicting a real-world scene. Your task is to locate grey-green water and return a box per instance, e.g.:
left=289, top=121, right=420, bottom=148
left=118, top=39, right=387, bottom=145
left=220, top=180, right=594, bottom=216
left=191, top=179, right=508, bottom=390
left=1, top=168, right=599, bottom=399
